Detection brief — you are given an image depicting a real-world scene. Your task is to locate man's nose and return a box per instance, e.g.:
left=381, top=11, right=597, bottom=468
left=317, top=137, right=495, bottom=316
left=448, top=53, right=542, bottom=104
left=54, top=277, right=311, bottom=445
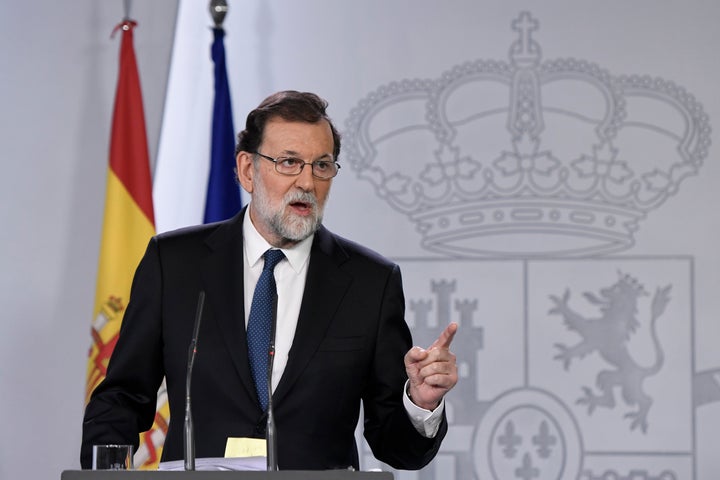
left=294, top=163, right=316, bottom=190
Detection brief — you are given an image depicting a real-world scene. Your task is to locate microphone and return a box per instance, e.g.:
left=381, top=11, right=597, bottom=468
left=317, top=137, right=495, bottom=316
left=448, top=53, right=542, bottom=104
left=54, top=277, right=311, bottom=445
left=266, top=293, right=278, bottom=471
left=184, top=291, right=206, bottom=471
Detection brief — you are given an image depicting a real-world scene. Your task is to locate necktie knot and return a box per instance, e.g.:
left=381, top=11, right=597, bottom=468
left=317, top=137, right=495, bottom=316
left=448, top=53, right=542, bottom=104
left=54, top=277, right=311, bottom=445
left=263, top=249, right=285, bottom=272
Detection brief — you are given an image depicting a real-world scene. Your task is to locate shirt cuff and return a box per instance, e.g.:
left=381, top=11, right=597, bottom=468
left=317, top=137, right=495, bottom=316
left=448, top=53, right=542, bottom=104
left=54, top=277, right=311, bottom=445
left=402, top=380, right=444, bottom=438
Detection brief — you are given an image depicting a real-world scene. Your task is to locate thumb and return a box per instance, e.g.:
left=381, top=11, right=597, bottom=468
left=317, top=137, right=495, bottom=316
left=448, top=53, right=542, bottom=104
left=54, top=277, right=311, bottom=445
left=405, top=346, right=428, bottom=364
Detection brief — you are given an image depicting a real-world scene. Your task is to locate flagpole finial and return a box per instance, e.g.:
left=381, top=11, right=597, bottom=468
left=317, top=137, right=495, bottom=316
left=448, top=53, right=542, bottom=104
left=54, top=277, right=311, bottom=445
left=209, top=0, right=229, bottom=28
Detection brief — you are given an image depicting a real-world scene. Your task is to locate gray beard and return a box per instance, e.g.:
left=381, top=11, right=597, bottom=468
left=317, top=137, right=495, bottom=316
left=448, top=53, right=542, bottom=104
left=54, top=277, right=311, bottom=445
left=254, top=187, right=324, bottom=244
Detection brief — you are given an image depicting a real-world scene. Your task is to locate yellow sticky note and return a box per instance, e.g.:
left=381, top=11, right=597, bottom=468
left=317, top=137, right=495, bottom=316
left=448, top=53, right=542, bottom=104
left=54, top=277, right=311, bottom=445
left=225, top=437, right=267, bottom=458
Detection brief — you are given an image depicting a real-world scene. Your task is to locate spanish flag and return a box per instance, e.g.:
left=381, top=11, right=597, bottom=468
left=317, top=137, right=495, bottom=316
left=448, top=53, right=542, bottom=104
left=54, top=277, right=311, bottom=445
left=85, top=20, right=168, bottom=469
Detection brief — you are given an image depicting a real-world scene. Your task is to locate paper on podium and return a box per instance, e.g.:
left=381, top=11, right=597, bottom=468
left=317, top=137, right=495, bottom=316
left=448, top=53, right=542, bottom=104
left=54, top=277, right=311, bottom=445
left=158, top=456, right=267, bottom=471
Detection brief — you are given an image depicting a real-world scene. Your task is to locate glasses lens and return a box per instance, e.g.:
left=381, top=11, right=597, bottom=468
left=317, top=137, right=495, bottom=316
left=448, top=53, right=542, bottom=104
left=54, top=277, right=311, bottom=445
left=312, top=161, right=339, bottom=179
left=275, top=157, right=303, bottom=175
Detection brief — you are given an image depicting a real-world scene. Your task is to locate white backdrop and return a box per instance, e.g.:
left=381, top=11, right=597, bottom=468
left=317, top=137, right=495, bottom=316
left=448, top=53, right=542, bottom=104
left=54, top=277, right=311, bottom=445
left=2, top=1, right=719, bottom=480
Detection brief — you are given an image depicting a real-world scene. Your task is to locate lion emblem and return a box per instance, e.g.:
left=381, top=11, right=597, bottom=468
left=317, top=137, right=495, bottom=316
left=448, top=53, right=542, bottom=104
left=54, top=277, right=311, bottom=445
left=549, top=273, right=672, bottom=433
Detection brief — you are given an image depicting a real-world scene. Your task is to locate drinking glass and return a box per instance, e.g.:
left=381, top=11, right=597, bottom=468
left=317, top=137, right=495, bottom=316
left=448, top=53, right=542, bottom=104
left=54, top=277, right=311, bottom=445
left=92, top=444, right=134, bottom=470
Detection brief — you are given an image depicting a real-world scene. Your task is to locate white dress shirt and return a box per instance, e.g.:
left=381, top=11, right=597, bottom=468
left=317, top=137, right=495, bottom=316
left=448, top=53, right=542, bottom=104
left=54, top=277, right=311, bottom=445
left=241, top=209, right=444, bottom=437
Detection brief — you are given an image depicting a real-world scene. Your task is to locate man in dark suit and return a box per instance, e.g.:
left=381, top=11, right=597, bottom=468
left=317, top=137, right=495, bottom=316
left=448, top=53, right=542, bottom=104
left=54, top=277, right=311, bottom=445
left=81, top=91, right=458, bottom=470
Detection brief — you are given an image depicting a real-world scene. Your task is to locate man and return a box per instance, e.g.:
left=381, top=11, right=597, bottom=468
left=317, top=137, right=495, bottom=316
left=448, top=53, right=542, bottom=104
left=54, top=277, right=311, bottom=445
left=81, top=91, right=458, bottom=470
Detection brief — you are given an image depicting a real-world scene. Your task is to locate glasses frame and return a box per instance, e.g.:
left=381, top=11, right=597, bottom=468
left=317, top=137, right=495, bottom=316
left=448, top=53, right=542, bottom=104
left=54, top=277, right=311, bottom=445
left=253, top=152, right=341, bottom=179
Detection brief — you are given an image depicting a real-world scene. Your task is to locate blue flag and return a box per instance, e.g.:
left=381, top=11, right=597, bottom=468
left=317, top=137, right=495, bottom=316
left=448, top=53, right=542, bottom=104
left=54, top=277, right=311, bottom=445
left=204, top=27, right=242, bottom=223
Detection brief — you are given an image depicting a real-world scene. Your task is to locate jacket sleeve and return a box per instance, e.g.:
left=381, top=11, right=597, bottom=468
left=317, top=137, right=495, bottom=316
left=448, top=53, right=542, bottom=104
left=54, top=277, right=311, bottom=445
left=80, top=238, right=165, bottom=469
left=361, top=264, right=448, bottom=470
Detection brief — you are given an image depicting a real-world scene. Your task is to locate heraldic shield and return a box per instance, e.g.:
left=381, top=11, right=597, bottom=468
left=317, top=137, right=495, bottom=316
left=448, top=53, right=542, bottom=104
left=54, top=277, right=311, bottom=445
left=365, top=257, right=692, bottom=480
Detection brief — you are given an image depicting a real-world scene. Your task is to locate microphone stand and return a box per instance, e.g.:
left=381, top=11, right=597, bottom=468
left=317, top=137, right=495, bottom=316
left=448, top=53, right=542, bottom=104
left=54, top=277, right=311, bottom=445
left=184, top=291, right=205, bottom=471
left=266, top=293, right=279, bottom=471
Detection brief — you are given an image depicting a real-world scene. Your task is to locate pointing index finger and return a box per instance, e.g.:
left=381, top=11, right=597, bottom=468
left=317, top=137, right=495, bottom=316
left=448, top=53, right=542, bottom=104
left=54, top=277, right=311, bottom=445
left=429, top=322, right=458, bottom=350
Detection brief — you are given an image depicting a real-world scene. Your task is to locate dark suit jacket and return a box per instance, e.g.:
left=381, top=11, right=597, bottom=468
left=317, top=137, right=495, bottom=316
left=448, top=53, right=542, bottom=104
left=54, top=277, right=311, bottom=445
left=81, top=211, right=446, bottom=470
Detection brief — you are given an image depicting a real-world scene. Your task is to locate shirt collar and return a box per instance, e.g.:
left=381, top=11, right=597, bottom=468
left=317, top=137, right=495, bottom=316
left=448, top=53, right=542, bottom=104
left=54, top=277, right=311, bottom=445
left=243, top=207, right=313, bottom=273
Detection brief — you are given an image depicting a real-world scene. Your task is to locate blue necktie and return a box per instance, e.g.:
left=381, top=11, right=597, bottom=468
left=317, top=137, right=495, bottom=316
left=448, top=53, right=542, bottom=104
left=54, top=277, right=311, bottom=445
left=247, top=249, right=285, bottom=412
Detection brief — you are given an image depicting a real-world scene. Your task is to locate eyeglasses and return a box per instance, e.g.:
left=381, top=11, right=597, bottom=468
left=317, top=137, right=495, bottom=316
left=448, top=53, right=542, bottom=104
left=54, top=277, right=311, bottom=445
left=254, top=152, right=341, bottom=179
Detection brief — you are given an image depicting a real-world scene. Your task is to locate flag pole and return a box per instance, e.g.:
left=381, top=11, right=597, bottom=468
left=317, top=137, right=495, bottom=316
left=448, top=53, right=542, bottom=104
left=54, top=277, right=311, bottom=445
left=123, top=0, right=132, bottom=21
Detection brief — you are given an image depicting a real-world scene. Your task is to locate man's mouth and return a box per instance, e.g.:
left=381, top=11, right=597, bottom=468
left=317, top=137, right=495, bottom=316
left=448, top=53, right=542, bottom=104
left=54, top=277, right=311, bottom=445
left=289, top=201, right=313, bottom=216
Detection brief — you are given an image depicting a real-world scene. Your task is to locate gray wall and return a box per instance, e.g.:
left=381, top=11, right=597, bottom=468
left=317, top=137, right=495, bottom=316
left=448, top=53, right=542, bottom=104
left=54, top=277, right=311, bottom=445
left=0, top=2, right=177, bottom=479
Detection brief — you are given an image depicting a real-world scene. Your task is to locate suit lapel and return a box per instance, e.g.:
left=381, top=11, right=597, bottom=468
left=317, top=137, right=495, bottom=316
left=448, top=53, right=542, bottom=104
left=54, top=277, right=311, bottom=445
left=199, top=218, right=353, bottom=407
left=201, top=210, right=257, bottom=400
left=272, top=226, right=352, bottom=405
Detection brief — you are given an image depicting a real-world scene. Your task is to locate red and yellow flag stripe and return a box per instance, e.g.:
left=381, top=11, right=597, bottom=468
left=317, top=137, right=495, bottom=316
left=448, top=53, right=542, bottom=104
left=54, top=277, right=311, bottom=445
left=86, top=20, right=168, bottom=470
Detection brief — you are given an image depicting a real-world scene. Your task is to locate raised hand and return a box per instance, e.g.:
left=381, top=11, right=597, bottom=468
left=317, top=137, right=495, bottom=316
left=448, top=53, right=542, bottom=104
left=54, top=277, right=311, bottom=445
left=404, top=322, right=458, bottom=410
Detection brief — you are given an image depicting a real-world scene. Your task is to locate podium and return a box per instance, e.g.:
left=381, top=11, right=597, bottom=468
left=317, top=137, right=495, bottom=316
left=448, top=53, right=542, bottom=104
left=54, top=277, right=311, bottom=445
left=61, top=472, right=392, bottom=480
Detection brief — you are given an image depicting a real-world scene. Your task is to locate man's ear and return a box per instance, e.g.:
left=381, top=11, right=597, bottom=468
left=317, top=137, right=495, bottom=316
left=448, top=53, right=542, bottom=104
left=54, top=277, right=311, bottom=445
left=236, top=151, right=254, bottom=193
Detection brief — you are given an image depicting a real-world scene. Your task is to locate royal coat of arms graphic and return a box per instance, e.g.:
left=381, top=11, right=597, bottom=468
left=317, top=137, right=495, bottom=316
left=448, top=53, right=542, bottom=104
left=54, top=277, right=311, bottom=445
left=343, top=11, right=717, bottom=480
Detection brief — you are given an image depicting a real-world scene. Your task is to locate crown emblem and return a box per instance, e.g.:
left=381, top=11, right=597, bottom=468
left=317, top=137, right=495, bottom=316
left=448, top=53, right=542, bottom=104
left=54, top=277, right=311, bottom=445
left=344, top=12, right=711, bottom=257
